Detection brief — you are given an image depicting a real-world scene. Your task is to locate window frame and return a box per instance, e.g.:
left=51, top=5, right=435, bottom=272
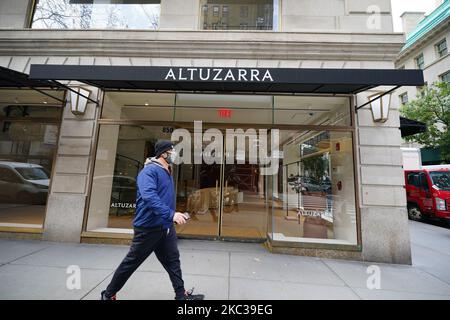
left=435, top=39, right=448, bottom=58
left=213, top=5, right=220, bottom=17
left=199, top=0, right=280, bottom=31
left=84, top=91, right=361, bottom=252
left=415, top=53, right=425, bottom=70
left=440, top=71, right=450, bottom=83
left=399, top=92, right=408, bottom=105
left=407, top=172, right=419, bottom=187
left=0, top=168, right=22, bottom=184
left=0, top=89, right=65, bottom=233
left=222, top=5, right=229, bottom=16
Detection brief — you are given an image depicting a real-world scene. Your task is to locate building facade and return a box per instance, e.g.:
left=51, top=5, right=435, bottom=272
left=396, top=0, right=449, bottom=164
left=0, top=0, right=421, bottom=264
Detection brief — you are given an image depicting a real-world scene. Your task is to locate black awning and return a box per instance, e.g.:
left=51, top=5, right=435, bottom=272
left=0, top=66, right=67, bottom=103
left=29, top=65, right=424, bottom=94
left=0, top=66, right=61, bottom=89
left=400, top=116, right=427, bottom=137
left=0, top=66, right=99, bottom=105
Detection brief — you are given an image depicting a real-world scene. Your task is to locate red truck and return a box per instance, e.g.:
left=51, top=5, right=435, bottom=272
left=404, top=165, right=450, bottom=224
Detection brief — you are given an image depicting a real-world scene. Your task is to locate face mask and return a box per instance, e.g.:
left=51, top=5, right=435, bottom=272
left=166, top=150, right=177, bottom=164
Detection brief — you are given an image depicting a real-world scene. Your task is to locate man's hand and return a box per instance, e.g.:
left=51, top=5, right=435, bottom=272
left=173, top=212, right=188, bottom=224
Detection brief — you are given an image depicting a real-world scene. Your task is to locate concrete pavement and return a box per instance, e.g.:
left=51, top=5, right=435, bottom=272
left=0, top=220, right=449, bottom=300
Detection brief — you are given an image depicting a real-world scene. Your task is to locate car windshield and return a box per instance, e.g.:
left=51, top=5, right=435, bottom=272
left=15, top=167, right=49, bottom=180
left=430, top=171, right=450, bottom=191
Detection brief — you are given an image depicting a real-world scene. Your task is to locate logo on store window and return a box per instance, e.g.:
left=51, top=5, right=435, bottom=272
left=111, top=202, right=136, bottom=209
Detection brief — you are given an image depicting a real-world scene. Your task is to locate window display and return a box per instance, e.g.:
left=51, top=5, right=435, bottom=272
left=87, top=91, right=358, bottom=247
left=270, top=130, right=357, bottom=245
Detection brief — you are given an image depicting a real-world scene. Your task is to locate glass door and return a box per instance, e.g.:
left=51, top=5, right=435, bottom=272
left=173, top=129, right=223, bottom=238
left=220, top=135, right=269, bottom=240
left=174, top=127, right=269, bottom=240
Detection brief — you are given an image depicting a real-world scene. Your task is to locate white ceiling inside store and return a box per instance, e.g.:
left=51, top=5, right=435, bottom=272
left=105, top=91, right=350, bottom=126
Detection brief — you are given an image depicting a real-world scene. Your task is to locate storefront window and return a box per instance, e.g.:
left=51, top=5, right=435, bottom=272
left=31, top=0, right=161, bottom=30
left=88, top=91, right=358, bottom=247
left=0, top=89, right=63, bottom=228
left=87, top=124, right=172, bottom=231
left=175, top=94, right=273, bottom=124
left=269, top=130, right=357, bottom=245
left=102, top=92, right=351, bottom=126
left=200, top=0, right=279, bottom=31
left=102, top=92, right=175, bottom=120
left=274, top=96, right=351, bottom=126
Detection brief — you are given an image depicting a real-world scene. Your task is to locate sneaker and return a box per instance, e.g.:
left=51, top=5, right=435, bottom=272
left=175, top=287, right=205, bottom=300
left=101, top=290, right=116, bottom=300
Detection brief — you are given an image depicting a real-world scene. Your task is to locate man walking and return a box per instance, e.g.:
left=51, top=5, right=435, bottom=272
left=101, top=140, right=204, bottom=300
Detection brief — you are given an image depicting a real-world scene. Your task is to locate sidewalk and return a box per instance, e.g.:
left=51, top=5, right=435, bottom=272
left=0, top=220, right=449, bottom=300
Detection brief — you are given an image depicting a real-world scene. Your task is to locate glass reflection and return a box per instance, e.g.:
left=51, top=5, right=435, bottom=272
left=270, top=130, right=357, bottom=245
left=200, top=0, right=277, bottom=30
left=0, top=99, right=61, bottom=227
left=31, top=0, right=161, bottom=30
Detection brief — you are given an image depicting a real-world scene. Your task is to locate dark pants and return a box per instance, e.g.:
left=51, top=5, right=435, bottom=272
left=105, top=225, right=185, bottom=299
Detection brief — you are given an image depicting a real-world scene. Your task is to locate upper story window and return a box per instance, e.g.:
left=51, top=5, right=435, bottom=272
left=200, top=0, right=279, bottom=31
left=415, top=54, right=425, bottom=70
left=213, top=6, right=220, bottom=17
left=440, top=71, right=450, bottom=83
left=240, top=6, right=249, bottom=18
left=399, top=92, right=408, bottom=105
left=31, top=0, right=161, bottom=29
left=222, top=5, right=229, bottom=16
left=436, top=39, right=448, bottom=58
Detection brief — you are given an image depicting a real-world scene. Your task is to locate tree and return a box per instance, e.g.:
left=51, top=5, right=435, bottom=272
left=302, top=153, right=329, bottom=182
left=400, top=81, right=450, bottom=163
left=32, top=0, right=93, bottom=29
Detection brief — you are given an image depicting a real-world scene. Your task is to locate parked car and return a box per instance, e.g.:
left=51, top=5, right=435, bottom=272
left=404, top=166, right=450, bottom=224
left=0, top=161, right=49, bottom=205
left=288, top=174, right=330, bottom=194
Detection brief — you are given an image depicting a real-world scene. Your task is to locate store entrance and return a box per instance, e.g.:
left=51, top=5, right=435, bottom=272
left=88, top=91, right=357, bottom=246
left=173, top=128, right=269, bottom=241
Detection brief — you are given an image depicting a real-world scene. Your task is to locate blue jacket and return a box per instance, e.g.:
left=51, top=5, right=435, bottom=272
left=133, top=160, right=175, bottom=229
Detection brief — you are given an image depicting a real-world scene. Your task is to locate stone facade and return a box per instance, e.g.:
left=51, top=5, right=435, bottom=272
left=0, top=0, right=413, bottom=264
left=43, top=93, right=100, bottom=242
left=396, top=3, right=449, bottom=115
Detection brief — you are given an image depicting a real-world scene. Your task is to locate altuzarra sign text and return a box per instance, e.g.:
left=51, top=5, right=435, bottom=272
left=164, top=67, right=274, bottom=82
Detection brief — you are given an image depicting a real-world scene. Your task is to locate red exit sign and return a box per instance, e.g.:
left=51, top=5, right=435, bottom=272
left=218, top=109, right=232, bottom=118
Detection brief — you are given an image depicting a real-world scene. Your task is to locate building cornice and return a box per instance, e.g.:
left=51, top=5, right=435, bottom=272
left=401, top=1, right=449, bottom=53
left=0, top=29, right=405, bottom=61
left=396, top=19, right=450, bottom=63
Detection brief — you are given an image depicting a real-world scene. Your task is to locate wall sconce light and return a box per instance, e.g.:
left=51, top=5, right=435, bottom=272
left=368, top=92, right=392, bottom=123
left=70, top=87, right=91, bottom=115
